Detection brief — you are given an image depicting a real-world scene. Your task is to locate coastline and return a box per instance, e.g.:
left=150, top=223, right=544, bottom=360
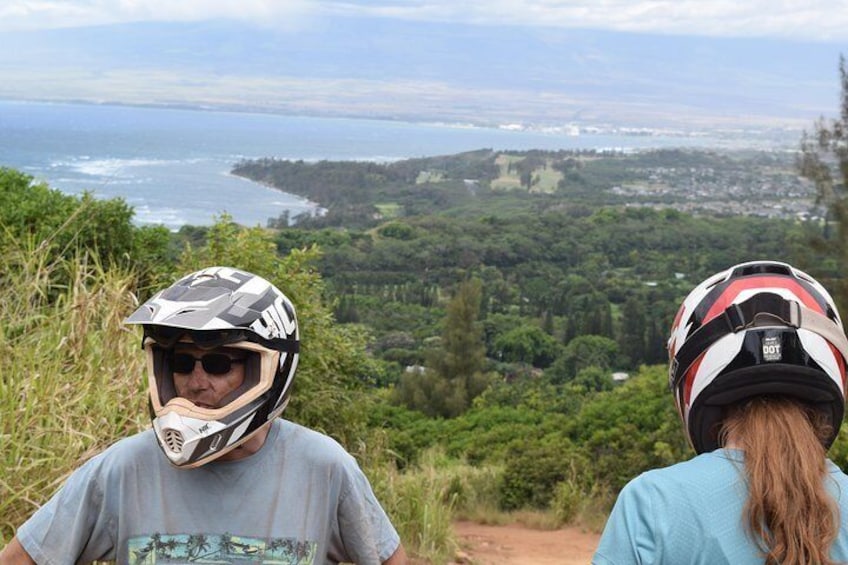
left=227, top=170, right=327, bottom=224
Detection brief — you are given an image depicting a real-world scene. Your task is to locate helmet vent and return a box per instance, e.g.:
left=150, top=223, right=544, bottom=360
left=162, top=428, right=185, bottom=453
left=731, top=263, right=791, bottom=278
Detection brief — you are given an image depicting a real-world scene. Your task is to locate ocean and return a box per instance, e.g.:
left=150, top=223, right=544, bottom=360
left=0, top=100, right=796, bottom=229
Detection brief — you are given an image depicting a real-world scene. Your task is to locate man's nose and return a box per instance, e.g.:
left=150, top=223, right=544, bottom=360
left=185, top=362, right=212, bottom=388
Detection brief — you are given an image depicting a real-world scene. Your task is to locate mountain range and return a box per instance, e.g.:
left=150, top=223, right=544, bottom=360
left=0, top=16, right=842, bottom=132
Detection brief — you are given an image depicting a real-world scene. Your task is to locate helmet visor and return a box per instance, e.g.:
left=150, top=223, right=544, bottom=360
left=143, top=325, right=299, bottom=353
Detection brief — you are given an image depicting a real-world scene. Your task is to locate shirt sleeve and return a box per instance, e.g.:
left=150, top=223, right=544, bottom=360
left=16, top=452, right=117, bottom=564
left=593, top=474, right=657, bottom=565
left=331, top=459, right=400, bottom=565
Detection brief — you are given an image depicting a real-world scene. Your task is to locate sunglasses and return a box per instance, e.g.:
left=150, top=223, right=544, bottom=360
left=171, top=352, right=245, bottom=375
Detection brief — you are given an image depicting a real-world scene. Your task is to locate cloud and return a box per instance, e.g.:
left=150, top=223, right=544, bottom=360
left=322, top=0, right=848, bottom=42
left=0, top=0, right=315, bottom=31
left=2, top=0, right=848, bottom=42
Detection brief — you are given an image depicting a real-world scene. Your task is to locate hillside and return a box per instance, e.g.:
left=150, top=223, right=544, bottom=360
left=233, top=147, right=817, bottom=229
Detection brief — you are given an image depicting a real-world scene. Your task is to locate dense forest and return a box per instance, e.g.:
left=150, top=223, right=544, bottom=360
left=3, top=134, right=848, bottom=560
left=232, top=148, right=829, bottom=381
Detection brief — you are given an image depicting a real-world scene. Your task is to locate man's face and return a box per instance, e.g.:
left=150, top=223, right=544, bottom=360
left=171, top=344, right=246, bottom=409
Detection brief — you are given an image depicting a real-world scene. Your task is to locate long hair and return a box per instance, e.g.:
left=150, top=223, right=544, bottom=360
left=719, top=396, right=839, bottom=565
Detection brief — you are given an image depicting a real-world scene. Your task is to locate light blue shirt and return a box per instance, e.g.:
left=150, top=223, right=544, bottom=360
left=594, top=449, right=848, bottom=565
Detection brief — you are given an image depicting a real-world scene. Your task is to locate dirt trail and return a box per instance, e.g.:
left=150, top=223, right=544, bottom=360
left=452, top=521, right=601, bottom=565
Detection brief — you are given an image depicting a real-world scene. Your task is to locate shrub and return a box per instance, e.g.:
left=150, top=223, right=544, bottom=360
left=499, top=439, right=588, bottom=510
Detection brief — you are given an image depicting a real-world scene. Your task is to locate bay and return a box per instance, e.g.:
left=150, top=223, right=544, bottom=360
left=0, top=99, right=795, bottom=229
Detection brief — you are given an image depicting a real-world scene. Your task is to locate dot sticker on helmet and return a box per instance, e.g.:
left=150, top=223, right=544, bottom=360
left=762, top=336, right=782, bottom=362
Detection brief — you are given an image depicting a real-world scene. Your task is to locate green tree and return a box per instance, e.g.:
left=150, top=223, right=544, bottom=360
left=798, top=55, right=848, bottom=310
left=619, top=295, right=647, bottom=366
left=0, top=168, right=136, bottom=267
left=0, top=168, right=176, bottom=302
left=545, top=335, right=619, bottom=385
left=395, top=278, right=491, bottom=417
left=493, top=324, right=561, bottom=368
left=572, top=366, right=615, bottom=393
left=567, top=366, right=689, bottom=490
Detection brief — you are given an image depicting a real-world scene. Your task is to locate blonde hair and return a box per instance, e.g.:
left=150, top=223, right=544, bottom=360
left=720, top=396, right=839, bottom=565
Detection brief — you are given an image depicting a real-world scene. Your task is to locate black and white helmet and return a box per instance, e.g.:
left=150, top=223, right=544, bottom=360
left=125, top=267, right=299, bottom=467
left=668, top=260, right=848, bottom=454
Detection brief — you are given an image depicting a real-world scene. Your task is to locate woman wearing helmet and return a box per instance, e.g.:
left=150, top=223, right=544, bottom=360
left=594, top=261, right=848, bottom=564
left=2, top=267, right=407, bottom=565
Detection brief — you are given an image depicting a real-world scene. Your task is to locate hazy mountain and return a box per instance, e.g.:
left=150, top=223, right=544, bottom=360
left=0, top=16, right=841, bottom=130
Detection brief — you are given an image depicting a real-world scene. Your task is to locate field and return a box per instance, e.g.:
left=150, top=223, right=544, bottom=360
left=490, top=153, right=563, bottom=193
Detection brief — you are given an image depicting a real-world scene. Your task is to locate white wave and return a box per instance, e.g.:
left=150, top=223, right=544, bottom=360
left=50, top=156, right=207, bottom=178
left=243, top=154, right=404, bottom=163
left=271, top=200, right=313, bottom=208
left=343, top=155, right=405, bottom=163
left=132, top=204, right=189, bottom=228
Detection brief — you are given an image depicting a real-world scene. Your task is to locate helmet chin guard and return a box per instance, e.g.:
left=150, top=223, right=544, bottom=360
left=667, top=261, right=848, bottom=454
left=126, top=267, right=299, bottom=467
left=153, top=411, right=231, bottom=467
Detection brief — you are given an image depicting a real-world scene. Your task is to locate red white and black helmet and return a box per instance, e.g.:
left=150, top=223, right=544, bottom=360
left=668, top=260, right=848, bottom=454
left=125, top=267, right=299, bottom=467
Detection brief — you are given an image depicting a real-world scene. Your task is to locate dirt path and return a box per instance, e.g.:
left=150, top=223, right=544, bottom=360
left=452, top=521, right=601, bottom=565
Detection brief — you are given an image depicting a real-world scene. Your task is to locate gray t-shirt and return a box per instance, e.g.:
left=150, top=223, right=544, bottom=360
left=17, top=419, right=400, bottom=564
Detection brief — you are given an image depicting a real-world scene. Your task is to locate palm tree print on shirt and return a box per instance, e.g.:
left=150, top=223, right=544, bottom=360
left=128, top=533, right=317, bottom=564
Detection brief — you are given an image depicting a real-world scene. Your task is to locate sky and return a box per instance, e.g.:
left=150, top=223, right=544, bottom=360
left=3, top=0, right=848, bottom=42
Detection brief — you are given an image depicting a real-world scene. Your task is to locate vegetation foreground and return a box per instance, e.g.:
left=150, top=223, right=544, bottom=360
left=4, top=93, right=848, bottom=564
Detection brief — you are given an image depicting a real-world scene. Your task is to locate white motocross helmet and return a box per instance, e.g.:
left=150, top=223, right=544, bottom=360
left=125, top=267, right=299, bottom=467
left=668, top=260, right=848, bottom=454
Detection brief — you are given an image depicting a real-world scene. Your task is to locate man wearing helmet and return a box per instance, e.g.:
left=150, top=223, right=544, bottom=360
left=594, top=261, right=848, bottom=564
left=1, top=267, right=407, bottom=564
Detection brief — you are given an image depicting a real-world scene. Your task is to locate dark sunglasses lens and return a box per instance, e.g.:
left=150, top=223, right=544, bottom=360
left=171, top=353, right=196, bottom=374
left=171, top=353, right=233, bottom=375
left=201, top=354, right=233, bottom=374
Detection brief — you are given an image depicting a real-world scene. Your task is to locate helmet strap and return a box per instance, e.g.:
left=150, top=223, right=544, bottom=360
left=671, top=293, right=848, bottom=391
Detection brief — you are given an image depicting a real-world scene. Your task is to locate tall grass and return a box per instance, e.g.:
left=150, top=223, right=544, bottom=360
left=0, top=242, right=147, bottom=543
left=365, top=447, right=460, bottom=565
